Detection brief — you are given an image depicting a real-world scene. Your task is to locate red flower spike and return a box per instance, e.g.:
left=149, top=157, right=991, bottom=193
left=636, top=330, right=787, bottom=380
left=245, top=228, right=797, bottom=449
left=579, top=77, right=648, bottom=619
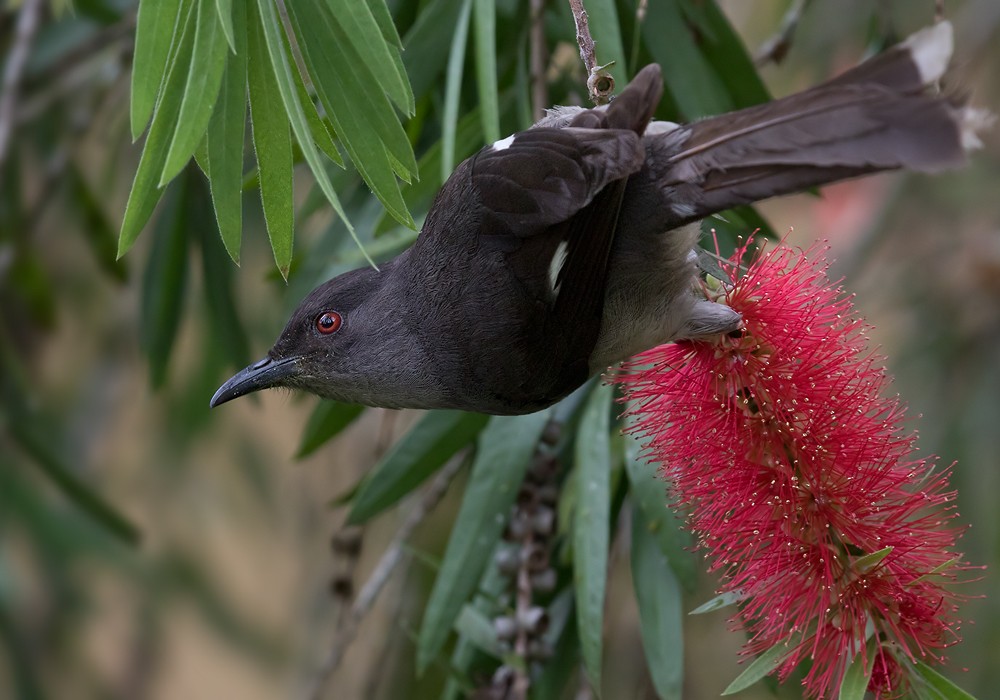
left=618, top=240, right=974, bottom=699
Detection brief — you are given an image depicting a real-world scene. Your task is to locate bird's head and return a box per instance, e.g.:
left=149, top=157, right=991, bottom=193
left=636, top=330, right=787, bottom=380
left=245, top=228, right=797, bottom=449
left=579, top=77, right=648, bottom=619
left=209, top=265, right=385, bottom=408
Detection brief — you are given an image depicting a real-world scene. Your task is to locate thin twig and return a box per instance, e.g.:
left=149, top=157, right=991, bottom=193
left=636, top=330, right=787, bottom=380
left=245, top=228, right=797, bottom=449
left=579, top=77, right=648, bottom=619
left=305, top=454, right=465, bottom=700
left=529, top=0, right=548, bottom=121
left=0, top=0, right=45, bottom=189
left=754, top=0, right=812, bottom=66
left=510, top=531, right=534, bottom=700
left=568, top=0, right=615, bottom=104
left=569, top=0, right=597, bottom=74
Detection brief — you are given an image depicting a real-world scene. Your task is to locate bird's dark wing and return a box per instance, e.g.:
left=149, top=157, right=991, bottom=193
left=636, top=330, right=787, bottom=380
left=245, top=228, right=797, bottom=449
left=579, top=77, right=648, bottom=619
left=465, top=124, right=647, bottom=406
left=458, top=66, right=664, bottom=409
left=471, top=126, right=644, bottom=236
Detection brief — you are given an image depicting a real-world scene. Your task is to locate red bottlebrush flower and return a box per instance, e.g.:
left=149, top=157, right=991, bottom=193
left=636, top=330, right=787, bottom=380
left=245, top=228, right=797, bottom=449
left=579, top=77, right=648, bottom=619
left=619, top=240, right=972, bottom=699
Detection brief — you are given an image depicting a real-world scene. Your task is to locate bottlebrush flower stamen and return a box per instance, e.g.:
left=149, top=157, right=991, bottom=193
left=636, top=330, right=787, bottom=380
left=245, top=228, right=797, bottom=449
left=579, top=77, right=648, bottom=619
left=618, top=239, right=972, bottom=699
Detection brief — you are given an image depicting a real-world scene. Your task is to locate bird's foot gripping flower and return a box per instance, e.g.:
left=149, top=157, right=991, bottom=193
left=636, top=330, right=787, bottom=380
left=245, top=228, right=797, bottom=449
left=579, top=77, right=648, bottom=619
left=618, top=239, right=975, bottom=699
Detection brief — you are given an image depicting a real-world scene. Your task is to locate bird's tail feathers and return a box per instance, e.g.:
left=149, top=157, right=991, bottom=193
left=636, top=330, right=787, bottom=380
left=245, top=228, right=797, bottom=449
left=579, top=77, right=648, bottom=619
left=650, top=20, right=991, bottom=226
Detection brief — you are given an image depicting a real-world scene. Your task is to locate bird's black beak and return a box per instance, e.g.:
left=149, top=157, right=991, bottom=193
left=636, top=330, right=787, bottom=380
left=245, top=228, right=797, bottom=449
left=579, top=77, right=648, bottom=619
left=210, top=356, right=300, bottom=408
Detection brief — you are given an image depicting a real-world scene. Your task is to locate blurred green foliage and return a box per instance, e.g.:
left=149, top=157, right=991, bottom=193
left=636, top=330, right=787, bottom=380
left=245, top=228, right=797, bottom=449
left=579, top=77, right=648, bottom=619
left=1, top=1, right=999, bottom=698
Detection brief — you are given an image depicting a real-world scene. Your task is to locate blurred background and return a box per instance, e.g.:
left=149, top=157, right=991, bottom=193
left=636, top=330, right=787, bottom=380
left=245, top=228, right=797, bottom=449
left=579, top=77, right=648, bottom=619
left=1, top=0, right=998, bottom=698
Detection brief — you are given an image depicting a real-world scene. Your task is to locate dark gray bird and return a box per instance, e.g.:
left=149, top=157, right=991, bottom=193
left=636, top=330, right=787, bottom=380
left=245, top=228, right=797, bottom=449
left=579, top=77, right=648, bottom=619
left=211, top=21, right=985, bottom=415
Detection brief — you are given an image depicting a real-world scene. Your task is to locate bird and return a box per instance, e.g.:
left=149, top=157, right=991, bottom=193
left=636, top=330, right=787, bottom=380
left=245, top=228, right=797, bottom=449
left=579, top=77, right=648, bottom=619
left=211, top=21, right=986, bottom=416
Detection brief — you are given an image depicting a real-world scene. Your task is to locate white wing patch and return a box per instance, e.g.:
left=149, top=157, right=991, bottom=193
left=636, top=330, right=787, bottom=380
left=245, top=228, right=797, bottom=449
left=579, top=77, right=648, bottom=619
left=904, top=20, right=952, bottom=84
left=548, top=240, right=569, bottom=297
left=492, top=134, right=515, bottom=151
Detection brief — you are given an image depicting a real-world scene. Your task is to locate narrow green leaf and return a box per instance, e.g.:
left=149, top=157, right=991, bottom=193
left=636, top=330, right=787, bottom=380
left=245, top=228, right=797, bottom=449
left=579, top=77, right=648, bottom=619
left=913, top=661, right=978, bottom=700
left=349, top=410, right=488, bottom=524
left=140, top=176, right=190, bottom=389
left=573, top=382, right=613, bottom=693
left=442, top=0, right=473, bottom=180
left=290, top=61, right=344, bottom=168
left=531, top=592, right=581, bottom=700
left=7, top=412, right=141, bottom=546
left=372, top=103, right=485, bottom=236
left=198, top=184, right=251, bottom=372
left=286, top=0, right=415, bottom=230
left=641, top=0, right=732, bottom=119
left=66, top=163, right=128, bottom=282
left=325, top=0, right=414, bottom=115
left=118, top=0, right=197, bottom=258
left=193, top=136, right=210, bottom=176
left=472, top=0, right=499, bottom=143
left=853, top=546, right=894, bottom=574
left=688, top=590, right=743, bottom=615
left=623, top=432, right=696, bottom=591
left=913, top=555, right=964, bottom=583
left=296, top=401, right=365, bottom=458
left=401, top=0, right=465, bottom=100
left=131, top=0, right=184, bottom=140
left=206, top=0, right=247, bottom=263
left=584, top=0, right=628, bottom=86
left=417, top=410, right=551, bottom=673
left=721, top=639, right=795, bottom=695
left=454, top=605, right=506, bottom=660
left=214, top=0, right=236, bottom=52
left=677, top=0, right=771, bottom=108
left=255, top=0, right=371, bottom=263
left=838, top=639, right=878, bottom=700
left=365, top=0, right=402, bottom=48
left=631, top=507, right=683, bottom=700
left=442, top=552, right=515, bottom=700
left=246, top=1, right=293, bottom=277
left=160, top=0, right=229, bottom=184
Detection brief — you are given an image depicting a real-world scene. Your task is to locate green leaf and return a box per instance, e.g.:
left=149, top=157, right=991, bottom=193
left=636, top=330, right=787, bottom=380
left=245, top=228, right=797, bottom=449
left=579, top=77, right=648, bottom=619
left=442, top=551, right=515, bottom=700
left=585, top=0, right=628, bottom=87
left=296, top=401, right=365, bottom=458
left=6, top=409, right=141, bottom=546
left=688, top=590, right=744, bottom=615
left=349, top=410, right=488, bottom=524
left=677, top=0, right=771, bottom=108
left=472, top=0, right=499, bottom=144
left=325, top=0, right=414, bottom=115
left=290, top=60, right=344, bottom=169
left=623, top=432, right=696, bottom=591
left=838, top=639, right=878, bottom=700
left=214, top=0, right=236, bottom=52
left=206, top=0, right=247, bottom=263
left=402, top=0, right=465, bottom=99
left=854, top=546, right=894, bottom=574
left=573, top=382, right=613, bottom=693
left=913, top=660, right=978, bottom=700
left=531, top=592, right=581, bottom=700
left=442, top=0, right=473, bottom=180
left=416, top=410, right=551, bottom=673
left=140, top=176, right=190, bottom=389
left=67, top=163, right=128, bottom=282
left=193, top=135, right=210, bottom=176
left=131, top=0, right=184, bottom=140
left=198, top=185, right=251, bottom=372
left=631, top=507, right=683, bottom=700
left=119, top=0, right=197, bottom=258
left=246, top=0, right=293, bottom=278
left=253, top=0, right=368, bottom=264
left=721, top=638, right=795, bottom=695
left=365, top=0, right=402, bottom=49
left=641, top=0, right=732, bottom=119
left=160, top=0, right=230, bottom=185
left=454, top=604, right=506, bottom=660
left=286, top=0, right=415, bottom=230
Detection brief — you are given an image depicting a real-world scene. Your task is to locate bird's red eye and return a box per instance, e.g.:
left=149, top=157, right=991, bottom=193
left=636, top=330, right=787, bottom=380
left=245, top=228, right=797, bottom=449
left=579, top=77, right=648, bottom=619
left=316, top=311, right=342, bottom=334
